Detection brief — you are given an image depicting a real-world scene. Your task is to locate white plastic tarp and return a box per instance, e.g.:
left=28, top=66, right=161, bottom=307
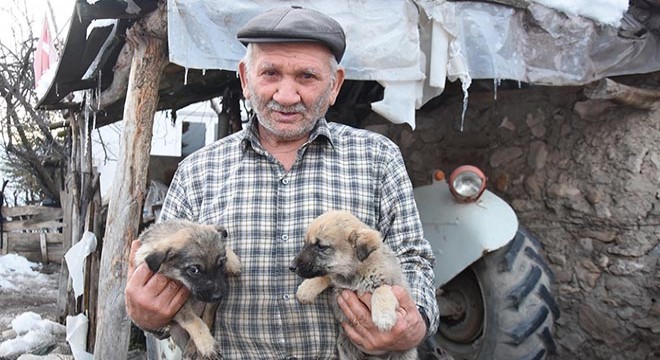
left=419, top=1, right=659, bottom=86
left=166, top=0, right=657, bottom=128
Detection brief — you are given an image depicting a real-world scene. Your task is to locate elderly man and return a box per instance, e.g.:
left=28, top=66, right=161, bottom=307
left=125, top=6, right=439, bottom=359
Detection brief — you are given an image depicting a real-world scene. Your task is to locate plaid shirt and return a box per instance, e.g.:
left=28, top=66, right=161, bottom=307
left=159, top=118, right=438, bottom=359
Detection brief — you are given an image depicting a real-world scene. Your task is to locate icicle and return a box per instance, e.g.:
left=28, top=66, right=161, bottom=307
left=92, top=108, right=97, bottom=132
left=518, top=80, right=522, bottom=89
left=493, top=78, right=502, bottom=100
left=82, top=90, right=89, bottom=172
left=460, top=83, right=469, bottom=132
left=202, top=68, right=206, bottom=76
left=96, top=70, right=102, bottom=110
left=83, top=89, right=90, bottom=158
left=184, top=67, right=189, bottom=85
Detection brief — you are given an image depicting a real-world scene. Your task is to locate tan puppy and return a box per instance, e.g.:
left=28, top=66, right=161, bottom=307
left=134, top=220, right=241, bottom=360
left=289, top=210, right=417, bottom=360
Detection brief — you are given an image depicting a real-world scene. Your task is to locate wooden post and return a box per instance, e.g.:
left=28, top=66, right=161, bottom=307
left=39, top=233, right=48, bottom=262
left=93, top=2, right=167, bottom=359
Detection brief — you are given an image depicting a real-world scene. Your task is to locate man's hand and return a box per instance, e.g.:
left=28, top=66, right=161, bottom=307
left=337, top=285, right=426, bottom=354
left=124, top=240, right=190, bottom=330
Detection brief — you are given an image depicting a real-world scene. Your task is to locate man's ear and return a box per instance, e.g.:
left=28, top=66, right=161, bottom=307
left=144, top=250, right=168, bottom=273
left=349, top=228, right=381, bottom=262
left=238, top=61, right=251, bottom=99
left=328, top=67, right=345, bottom=106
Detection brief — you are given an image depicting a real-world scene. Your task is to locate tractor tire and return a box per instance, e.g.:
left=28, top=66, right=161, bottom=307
left=420, top=227, right=560, bottom=360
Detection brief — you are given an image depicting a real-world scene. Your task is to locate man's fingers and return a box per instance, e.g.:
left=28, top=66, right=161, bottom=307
left=357, top=290, right=373, bottom=311
left=338, top=290, right=358, bottom=322
left=127, top=262, right=189, bottom=303
left=127, top=263, right=153, bottom=287
left=170, top=284, right=191, bottom=309
left=127, top=239, right=140, bottom=278
left=146, top=271, right=175, bottom=295
left=391, top=285, right=415, bottom=310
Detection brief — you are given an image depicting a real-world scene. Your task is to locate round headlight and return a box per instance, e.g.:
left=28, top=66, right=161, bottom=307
left=448, top=165, right=487, bottom=202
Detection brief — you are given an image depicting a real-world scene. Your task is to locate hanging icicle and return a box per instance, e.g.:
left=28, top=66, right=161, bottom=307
left=96, top=70, right=102, bottom=111
left=460, top=82, right=470, bottom=132
left=83, top=89, right=91, bottom=159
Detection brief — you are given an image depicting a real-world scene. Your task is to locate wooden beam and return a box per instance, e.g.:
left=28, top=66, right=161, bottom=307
left=93, top=1, right=168, bottom=359
left=583, top=78, right=660, bottom=110
left=1, top=205, right=63, bottom=217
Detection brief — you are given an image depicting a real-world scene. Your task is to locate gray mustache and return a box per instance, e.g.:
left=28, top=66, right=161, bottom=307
left=267, top=100, right=306, bottom=113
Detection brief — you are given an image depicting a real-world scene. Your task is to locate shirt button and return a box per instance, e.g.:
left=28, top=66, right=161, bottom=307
left=281, top=234, right=289, bottom=241
left=285, top=357, right=297, bottom=360
left=281, top=178, right=289, bottom=185
left=283, top=294, right=290, bottom=300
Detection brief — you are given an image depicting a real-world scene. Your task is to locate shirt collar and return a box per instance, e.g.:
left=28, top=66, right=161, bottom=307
left=240, top=116, right=335, bottom=151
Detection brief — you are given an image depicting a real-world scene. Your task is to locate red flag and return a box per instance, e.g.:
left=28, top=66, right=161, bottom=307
left=34, top=16, right=58, bottom=89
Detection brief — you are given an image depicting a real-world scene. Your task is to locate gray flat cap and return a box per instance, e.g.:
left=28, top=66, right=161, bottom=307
left=237, top=6, right=346, bottom=62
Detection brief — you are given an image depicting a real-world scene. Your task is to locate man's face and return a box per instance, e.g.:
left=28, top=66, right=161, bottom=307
left=239, top=42, right=345, bottom=142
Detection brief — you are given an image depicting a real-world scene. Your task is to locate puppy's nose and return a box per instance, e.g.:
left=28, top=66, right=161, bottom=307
left=289, top=260, right=298, bottom=272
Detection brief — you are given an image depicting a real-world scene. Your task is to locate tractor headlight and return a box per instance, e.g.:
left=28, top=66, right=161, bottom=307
left=448, top=165, right=487, bottom=202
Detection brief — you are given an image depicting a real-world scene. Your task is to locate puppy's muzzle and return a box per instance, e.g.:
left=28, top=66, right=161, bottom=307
left=289, top=254, right=325, bottom=279
left=194, top=276, right=229, bottom=303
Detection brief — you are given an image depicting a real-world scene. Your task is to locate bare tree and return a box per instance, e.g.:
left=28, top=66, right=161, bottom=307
left=0, top=1, right=68, bottom=205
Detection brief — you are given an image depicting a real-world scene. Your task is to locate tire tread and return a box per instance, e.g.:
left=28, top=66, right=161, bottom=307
left=508, top=265, right=542, bottom=309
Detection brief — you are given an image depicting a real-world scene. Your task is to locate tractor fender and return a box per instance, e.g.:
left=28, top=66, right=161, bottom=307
left=413, top=181, right=518, bottom=287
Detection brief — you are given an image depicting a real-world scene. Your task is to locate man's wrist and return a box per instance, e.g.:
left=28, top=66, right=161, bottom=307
left=137, top=324, right=171, bottom=340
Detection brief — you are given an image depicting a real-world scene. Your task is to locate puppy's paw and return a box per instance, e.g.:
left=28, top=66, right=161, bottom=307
left=296, top=280, right=320, bottom=304
left=371, top=285, right=399, bottom=331
left=183, top=338, right=223, bottom=360
left=225, top=246, right=241, bottom=275
left=296, top=277, right=330, bottom=304
left=372, top=309, right=398, bottom=332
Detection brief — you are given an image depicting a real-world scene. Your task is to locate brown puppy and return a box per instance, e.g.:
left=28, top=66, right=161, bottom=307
left=134, top=220, right=241, bottom=360
left=289, top=210, right=417, bottom=360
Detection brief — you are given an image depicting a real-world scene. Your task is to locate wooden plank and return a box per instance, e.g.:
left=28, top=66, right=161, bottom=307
left=2, top=220, right=65, bottom=232
left=7, top=242, right=65, bottom=254
left=14, top=248, right=65, bottom=263
left=1, top=206, right=63, bottom=218
left=40, top=233, right=48, bottom=263
left=5, top=232, right=63, bottom=244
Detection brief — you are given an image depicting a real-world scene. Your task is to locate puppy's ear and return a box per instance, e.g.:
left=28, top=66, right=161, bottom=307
left=349, top=228, right=382, bottom=262
left=215, top=224, right=228, bottom=238
left=144, top=251, right=168, bottom=273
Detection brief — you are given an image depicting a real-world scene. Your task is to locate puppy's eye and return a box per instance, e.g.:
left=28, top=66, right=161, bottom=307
left=315, top=243, right=330, bottom=252
left=186, top=265, right=201, bottom=276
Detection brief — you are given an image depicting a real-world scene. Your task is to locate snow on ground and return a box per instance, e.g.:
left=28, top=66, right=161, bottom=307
left=0, top=254, right=63, bottom=359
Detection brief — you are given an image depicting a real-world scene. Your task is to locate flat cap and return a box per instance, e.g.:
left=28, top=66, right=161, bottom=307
left=237, top=6, right=346, bottom=62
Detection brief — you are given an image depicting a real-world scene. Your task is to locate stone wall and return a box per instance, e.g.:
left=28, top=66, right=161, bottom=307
left=362, top=80, right=660, bottom=359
